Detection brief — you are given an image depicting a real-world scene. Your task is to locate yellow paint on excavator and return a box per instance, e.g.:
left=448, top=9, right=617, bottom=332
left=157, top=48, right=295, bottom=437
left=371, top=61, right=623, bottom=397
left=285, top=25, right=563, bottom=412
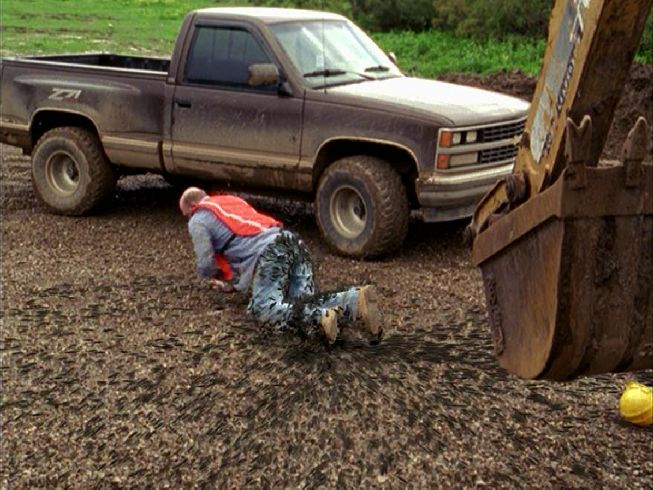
left=470, top=0, right=653, bottom=380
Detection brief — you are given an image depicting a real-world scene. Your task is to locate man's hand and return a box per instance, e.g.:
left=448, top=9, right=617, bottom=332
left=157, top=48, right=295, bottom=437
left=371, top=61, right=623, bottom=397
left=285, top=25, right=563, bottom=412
left=209, top=279, right=235, bottom=293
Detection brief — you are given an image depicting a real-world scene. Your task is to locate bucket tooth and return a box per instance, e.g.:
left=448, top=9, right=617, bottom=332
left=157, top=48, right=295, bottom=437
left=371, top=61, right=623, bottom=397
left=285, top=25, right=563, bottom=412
left=622, top=117, right=650, bottom=188
left=564, top=116, right=593, bottom=189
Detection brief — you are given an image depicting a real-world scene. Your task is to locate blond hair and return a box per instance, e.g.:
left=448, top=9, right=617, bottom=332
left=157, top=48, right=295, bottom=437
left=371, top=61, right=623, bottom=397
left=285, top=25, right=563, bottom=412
left=179, top=186, right=208, bottom=217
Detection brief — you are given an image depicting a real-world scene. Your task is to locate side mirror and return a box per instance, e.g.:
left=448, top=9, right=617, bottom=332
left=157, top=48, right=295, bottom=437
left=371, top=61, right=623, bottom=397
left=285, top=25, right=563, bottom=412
left=249, top=63, right=280, bottom=87
left=387, top=51, right=398, bottom=65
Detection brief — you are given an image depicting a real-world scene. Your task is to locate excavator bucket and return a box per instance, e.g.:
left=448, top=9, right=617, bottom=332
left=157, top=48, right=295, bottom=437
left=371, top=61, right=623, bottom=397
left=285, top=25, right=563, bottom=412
left=470, top=0, right=653, bottom=380
left=473, top=119, right=652, bottom=380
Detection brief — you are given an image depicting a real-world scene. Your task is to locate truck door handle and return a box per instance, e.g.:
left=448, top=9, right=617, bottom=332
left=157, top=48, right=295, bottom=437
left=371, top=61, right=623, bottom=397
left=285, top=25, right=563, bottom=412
left=175, top=98, right=192, bottom=108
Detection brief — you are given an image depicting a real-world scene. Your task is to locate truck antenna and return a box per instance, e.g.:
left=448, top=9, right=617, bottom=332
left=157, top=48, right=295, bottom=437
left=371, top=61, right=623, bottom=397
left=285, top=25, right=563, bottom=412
left=321, top=2, right=326, bottom=93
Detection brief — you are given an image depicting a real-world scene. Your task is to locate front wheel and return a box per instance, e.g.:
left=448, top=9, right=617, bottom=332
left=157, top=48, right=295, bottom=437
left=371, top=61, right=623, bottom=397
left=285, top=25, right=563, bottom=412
left=315, top=156, right=409, bottom=258
left=31, top=127, right=117, bottom=215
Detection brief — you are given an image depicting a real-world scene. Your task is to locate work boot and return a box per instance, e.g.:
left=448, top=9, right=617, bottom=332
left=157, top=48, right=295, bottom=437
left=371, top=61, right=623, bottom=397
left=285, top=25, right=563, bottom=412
left=321, top=308, right=339, bottom=344
left=358, top=285, right=383, bottom=342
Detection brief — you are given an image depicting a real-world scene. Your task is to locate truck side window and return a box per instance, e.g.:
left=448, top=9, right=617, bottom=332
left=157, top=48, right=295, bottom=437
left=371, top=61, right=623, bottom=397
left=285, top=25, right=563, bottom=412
left=185, top=26, right=273, bottom=88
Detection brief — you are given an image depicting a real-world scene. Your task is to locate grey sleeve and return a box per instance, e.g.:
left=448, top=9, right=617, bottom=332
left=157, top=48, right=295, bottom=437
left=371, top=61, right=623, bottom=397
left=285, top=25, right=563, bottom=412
left=188, top=220, right=217, bottom=278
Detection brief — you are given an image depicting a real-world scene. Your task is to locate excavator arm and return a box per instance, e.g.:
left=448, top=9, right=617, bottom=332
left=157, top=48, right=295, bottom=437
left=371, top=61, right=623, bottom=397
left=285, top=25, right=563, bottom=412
left=469, top=0, right=653, bottom=380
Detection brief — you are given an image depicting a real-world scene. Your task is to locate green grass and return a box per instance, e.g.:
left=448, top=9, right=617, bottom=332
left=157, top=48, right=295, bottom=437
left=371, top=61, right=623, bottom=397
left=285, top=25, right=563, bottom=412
left=374, top=31, right=546, bottom=76
left=1, top=1, right=649, bottom=77
left=0, top=0, right=247, bottom=57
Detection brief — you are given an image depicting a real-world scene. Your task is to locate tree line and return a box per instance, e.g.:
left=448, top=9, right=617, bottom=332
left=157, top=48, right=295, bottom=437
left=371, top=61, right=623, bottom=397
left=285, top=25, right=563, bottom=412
left=252, top=0, right=651, bottom=59
left=252, top=0, right=554, bottom=37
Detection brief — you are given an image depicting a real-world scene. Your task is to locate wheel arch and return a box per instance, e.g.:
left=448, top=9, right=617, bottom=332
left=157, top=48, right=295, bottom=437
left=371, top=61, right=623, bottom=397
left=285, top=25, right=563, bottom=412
left=311, top=137, right=419, bottom=206
left=30, top=109, right=101, bottom=151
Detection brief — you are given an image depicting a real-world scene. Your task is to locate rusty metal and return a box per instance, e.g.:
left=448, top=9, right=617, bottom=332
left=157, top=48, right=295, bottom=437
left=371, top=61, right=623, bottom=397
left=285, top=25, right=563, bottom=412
left=505, top=172, right=528, bottom=205
left=623, top=117, right=650, bottom=188
left=473, top=118, right=653, bottom=380
left=563, top=115, right=592, bottom=190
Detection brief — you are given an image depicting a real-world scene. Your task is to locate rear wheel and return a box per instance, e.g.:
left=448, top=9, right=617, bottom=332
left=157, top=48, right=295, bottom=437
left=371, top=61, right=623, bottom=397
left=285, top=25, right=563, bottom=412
left=315, top=155, right=409, bottom=258
left=31, top=127, right=117, bottom=215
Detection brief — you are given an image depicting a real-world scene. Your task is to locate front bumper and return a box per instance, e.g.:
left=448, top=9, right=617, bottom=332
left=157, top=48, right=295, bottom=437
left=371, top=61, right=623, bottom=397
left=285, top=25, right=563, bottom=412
left=416, top=163, right=513, bottom=222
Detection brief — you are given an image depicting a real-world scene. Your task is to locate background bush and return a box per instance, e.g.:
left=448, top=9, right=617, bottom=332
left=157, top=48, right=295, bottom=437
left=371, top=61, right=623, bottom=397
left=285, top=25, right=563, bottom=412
left=251, top=0, right=352, bottom=17
left=432, top=0, right=552, bottom=38
left=353, top=0, right=435, bottom=31
left=254, top=0, right=552, bottom=37
left=252, top=0, right=650, bottom=61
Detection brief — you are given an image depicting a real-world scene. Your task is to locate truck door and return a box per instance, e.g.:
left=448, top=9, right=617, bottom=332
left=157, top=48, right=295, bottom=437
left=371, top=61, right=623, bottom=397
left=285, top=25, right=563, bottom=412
left=170, top=23, right=303, bottom=189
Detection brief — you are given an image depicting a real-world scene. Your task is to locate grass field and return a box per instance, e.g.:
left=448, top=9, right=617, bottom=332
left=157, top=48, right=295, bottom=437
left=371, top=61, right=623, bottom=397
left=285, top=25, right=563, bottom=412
left=0, top=0, right=225, bottom=56
left=0, top=0, right=650, bottom=77
left=373, top=31, right=545, bottom=76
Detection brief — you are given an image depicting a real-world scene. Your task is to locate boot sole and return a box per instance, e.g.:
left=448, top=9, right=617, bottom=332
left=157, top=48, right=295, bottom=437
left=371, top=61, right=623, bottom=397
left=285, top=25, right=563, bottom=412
left=321, top=310, right=339, bottom=344
left=361, top=286, right=381, bottom=339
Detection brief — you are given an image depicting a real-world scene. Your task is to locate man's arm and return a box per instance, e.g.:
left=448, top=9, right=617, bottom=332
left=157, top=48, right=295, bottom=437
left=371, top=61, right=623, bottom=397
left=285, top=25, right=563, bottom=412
left=188, top=219, right=218, bottom=278
left=187, top=211, right=238, bottom=283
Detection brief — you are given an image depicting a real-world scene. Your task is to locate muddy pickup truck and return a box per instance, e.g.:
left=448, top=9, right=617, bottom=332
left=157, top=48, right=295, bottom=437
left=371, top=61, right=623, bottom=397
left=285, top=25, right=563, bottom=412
left=0, top=7, right=528, bottom=257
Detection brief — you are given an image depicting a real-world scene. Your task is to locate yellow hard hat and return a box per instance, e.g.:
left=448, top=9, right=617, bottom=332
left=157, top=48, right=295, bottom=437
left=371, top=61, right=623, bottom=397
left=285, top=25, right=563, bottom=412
left=619, top=381, right=653, bottom=426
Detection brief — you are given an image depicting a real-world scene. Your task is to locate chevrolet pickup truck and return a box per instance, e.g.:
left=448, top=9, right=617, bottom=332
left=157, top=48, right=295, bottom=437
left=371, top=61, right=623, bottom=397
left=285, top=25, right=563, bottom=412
left=0, top=7, right=529, bottom=257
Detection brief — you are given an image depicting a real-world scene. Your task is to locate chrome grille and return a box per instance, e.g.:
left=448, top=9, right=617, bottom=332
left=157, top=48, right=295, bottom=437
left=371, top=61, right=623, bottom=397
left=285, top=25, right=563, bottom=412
left=479, top=144, right=518, bottom=164
left=480, top=119, right=526, bottom=143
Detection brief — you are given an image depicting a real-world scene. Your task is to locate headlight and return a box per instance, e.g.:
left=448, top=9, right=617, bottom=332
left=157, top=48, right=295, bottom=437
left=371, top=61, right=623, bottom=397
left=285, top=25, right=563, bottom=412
left=439, top=130, right=462, bottom=147
left=450, top=152, right=479, bottom=166
left=439, top=129, right=479, bottom=148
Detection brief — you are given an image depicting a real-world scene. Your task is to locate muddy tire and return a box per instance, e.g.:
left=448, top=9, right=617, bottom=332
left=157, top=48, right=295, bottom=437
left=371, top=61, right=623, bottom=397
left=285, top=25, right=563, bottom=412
left=316, top=156, right=409, bottom=258
left=31, top=127, right=117, bottom=215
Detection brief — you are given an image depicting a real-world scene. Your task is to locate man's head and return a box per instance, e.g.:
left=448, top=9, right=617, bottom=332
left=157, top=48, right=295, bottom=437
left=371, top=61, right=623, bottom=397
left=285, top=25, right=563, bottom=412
left=179, top=186, right=208, bottom=218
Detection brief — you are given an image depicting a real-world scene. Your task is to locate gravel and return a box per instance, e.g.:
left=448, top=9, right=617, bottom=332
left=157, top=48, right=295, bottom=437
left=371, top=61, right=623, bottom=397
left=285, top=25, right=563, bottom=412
left=2, top=65, right=653, bottom=486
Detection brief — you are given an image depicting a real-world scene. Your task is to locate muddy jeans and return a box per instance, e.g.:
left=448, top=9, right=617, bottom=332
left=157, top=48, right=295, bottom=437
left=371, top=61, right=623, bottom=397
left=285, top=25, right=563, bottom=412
left=247, top=230, right=358, bottom=336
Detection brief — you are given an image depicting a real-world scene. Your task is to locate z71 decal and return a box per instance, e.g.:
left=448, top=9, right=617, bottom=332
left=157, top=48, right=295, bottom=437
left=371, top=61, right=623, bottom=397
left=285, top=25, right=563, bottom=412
left=49, top=88, right=82, bottom=101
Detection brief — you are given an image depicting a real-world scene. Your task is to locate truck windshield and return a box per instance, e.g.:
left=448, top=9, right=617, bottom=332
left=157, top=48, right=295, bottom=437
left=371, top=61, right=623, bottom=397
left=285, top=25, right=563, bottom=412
left=269, top=20, right=402, bottom=88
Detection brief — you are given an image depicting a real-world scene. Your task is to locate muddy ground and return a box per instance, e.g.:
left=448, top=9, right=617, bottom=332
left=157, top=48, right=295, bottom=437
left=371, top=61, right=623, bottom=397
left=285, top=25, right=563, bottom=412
left=2, top=65, right=653, bottom=488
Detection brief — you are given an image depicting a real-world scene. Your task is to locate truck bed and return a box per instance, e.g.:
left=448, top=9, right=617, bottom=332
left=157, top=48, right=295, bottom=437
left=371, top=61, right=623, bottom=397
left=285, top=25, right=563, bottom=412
left=22, top=53, right=170, bottom=73
left=0, top=53, right=168, bottom=171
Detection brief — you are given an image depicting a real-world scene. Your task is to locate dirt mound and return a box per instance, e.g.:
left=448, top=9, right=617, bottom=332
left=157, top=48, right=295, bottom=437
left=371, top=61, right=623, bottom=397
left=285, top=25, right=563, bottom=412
left=604, top=63, right=653, bottom=160
left=438, top=62, right=653, bottom=161
left=438, top=68, right=537, bottom=101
